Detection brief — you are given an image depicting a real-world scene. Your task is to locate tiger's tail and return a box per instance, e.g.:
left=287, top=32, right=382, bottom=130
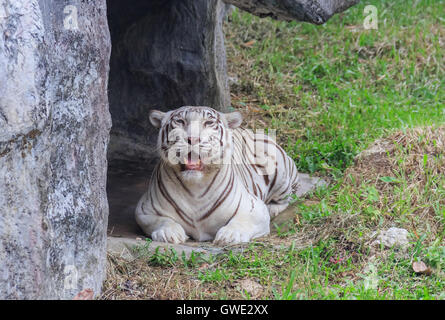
left=290, top=160, right=300, bottom=196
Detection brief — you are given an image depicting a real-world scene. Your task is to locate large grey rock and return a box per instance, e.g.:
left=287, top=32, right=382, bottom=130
left=107, top=0, right=231, bottom=162
left=0, top=0, right=111, bottom=299
left=224, top=0, right=359, bottom=23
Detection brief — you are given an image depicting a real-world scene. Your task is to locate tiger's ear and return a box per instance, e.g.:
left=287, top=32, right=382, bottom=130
left=149, top=110, right=166, bottom=128
left=224, top=111, right=243, bottom=129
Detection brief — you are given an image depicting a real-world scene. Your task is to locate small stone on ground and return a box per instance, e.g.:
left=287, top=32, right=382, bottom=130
left=371, top=227, right=409, bottom=248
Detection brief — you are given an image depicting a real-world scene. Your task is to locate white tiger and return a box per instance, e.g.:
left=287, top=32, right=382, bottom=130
left=135, top=106, right=299, bottom=244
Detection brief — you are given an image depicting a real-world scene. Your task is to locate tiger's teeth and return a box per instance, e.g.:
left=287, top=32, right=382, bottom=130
left=183, top=157, right=188, bottom=164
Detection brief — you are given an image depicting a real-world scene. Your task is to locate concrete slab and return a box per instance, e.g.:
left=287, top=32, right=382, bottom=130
left=107, top=237, right=225, bottom=260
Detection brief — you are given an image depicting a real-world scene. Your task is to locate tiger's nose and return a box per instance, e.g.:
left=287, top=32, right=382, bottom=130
left=187, top=137, right=200, bottom=145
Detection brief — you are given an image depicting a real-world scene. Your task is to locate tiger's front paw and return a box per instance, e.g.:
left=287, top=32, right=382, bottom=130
left=213, top=225, right=251, bottom=245
left=151, top=223, right=188, bottom=244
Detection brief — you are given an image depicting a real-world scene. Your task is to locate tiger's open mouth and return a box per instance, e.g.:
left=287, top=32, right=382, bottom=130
left=180, top=152, right=204, bottom=171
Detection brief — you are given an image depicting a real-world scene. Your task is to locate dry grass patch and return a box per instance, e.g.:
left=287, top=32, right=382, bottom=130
left=102, top=254, right=219, bottom=300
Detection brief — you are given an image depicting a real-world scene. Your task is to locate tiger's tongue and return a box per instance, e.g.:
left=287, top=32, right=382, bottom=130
left=185, top=154, right=203, bottom=171
left=185, top=163, right=201, bottom=170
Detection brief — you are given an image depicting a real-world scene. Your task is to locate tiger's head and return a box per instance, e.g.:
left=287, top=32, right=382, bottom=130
left=149, top=106, right=243, bottom=181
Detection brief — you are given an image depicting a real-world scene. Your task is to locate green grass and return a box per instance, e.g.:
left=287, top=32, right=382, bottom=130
left=104, top=0, right=444, bottom=300
left=225, top=0, right=444, bottom=299
left=127, top=237, right=444, bottom=299
left=227, top=0, right=444, bottom=174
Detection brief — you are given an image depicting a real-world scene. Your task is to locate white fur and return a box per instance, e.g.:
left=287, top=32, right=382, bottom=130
left=136, top=106, right=299, bottom=245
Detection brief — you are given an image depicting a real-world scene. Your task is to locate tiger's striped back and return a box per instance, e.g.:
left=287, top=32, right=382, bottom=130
left=232, top=127, right=299, bottom=216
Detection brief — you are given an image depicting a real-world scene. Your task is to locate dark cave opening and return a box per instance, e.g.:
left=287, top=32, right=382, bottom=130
left=105, top=0, right=162, bottom=239
left=105, top=0, right=230, bottom=239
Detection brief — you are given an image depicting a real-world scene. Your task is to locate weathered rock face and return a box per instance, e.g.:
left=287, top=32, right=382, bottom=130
left=224, top=0, right=360, bottom=23
left=107, top=0, right=230, bottom=162
left=0, top=0, right=111, bottom=299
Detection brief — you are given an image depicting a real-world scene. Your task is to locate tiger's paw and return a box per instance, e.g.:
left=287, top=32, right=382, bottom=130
left=151, top=223, right=188, bottom=244
left=213, top=225, right=251, bottom=245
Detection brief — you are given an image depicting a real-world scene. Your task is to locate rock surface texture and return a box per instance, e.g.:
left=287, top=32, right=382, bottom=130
left=0, top=0, right=111, bottom=299
left=223, top=0, right=359, bottom=23
left=371, top=227, right=409, bottom=248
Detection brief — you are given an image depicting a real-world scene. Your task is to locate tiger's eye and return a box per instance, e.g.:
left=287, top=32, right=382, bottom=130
left=175, top=118, right=185, bottom=125
left=203, top=120, right=215, bottom=127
